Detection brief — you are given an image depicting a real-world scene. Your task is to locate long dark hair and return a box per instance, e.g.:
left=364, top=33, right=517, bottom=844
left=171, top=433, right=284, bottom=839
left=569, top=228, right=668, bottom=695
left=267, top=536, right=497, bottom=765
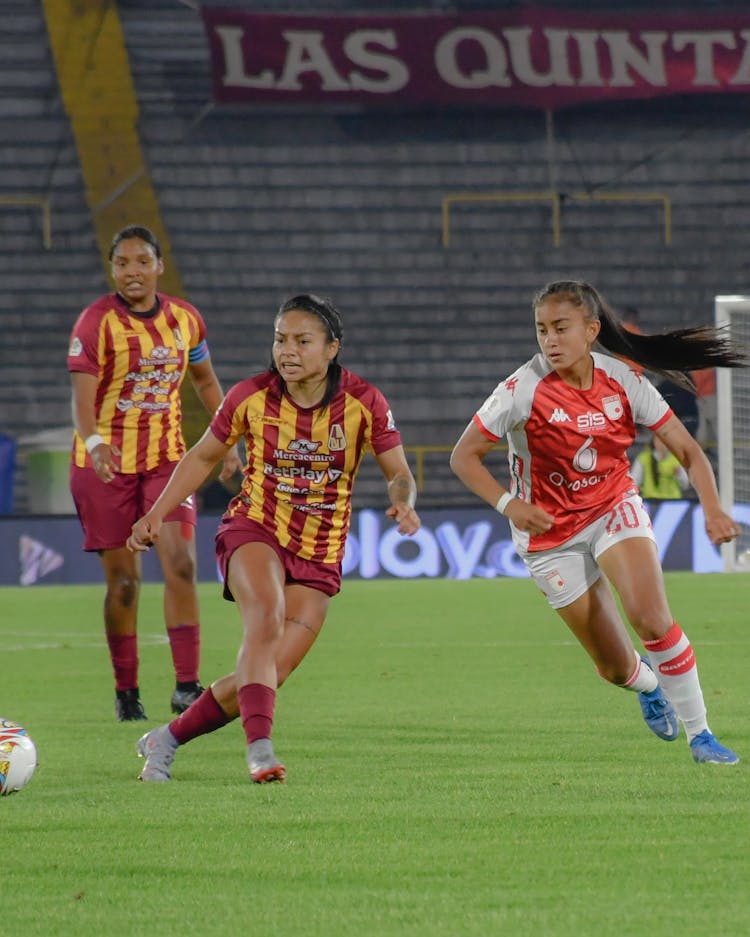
left=272, top=293, right=344, bottom=408
left=533, top=280, right=748, bottom=391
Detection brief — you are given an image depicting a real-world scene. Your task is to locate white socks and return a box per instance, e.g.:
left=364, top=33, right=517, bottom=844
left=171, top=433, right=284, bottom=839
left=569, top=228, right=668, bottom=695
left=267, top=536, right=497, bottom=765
left=643, top=623, right=709, bottom=740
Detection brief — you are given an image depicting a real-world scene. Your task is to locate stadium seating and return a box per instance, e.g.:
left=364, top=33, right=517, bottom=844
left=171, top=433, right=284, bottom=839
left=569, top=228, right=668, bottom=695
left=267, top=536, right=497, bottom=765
left=3, top=0, right=750, bottom=509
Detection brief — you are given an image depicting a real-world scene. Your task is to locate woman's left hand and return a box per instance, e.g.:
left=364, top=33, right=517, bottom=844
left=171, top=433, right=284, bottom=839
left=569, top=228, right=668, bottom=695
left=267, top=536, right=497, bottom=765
left=705, top=510, right=740, bottom=546
left=218, top=444, right=243, bottom=482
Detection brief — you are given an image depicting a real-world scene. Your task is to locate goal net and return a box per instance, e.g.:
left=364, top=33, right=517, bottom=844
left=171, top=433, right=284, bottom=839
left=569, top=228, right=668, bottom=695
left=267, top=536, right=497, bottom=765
left=715, top=295, right=750, bottom=571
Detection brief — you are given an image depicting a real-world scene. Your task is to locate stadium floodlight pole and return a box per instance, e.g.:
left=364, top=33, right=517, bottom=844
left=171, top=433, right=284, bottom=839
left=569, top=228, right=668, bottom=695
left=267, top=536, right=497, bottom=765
left=714, top=295, right=750, bottom=572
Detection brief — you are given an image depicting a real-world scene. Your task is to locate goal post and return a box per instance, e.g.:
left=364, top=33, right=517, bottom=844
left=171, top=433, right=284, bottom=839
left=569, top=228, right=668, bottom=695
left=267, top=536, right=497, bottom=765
left=715, top=295, right=750, bottom=571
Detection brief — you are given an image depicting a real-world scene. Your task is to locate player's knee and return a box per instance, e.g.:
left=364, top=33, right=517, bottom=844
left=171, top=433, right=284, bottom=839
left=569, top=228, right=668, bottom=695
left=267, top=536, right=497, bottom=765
left=108, top=571, right=140, bottom=608
left=169, top=552, right=196, bottom=586
left=627, top=611, right=670, bottom=643
left=252, top=605, right=285, bottom=644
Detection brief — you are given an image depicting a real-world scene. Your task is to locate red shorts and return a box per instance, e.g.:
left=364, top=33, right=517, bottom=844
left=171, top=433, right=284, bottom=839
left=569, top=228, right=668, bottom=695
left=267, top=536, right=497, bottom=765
left=70, top=462, right=197, bottom=552
left=215, top=515, right=342, bottom=601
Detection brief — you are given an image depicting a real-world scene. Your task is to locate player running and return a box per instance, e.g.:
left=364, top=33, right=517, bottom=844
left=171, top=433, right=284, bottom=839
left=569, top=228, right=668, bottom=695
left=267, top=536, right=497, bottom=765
left=451, top=279, right=746, bottom=765
left=128, top=293, right=420, bottom=783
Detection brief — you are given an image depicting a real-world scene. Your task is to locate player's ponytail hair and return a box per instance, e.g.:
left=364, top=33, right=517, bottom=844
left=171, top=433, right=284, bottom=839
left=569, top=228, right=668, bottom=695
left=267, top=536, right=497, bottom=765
left=533, top=280, right=749, bottom=391
left=273, top=293, right=343, bottom=408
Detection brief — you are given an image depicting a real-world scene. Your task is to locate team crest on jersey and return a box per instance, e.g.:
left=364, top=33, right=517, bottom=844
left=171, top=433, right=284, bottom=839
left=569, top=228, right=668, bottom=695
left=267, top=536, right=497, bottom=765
left=68, top=336, right=83, bottom=357
left=548, top=407, right=572, bottom=423
left=328, top=423, right=346, bottom=450
left=602, top=394, right=624, bottom=420
left=172, top=328, right=186, bottom=351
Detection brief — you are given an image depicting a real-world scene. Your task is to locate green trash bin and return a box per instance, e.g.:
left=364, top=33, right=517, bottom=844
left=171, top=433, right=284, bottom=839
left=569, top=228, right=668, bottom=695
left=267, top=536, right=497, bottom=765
left=26, top=449, right=75, bottom=514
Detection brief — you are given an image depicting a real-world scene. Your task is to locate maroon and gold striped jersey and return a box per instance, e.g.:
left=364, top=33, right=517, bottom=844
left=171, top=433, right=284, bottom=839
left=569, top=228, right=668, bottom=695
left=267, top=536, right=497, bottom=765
left=67, top=292, right=207, bottom=473
left=211, top=369, right=402, bottom=564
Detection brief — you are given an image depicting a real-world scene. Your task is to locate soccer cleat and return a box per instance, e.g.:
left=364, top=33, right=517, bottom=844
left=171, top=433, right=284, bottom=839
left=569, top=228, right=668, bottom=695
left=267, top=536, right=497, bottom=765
left=637, top=673, right=680, bottom=741
left=247, top=738, right=286, bottom=784
left=136, top=725, right=179, bottom=781
left=689, top=730, right=740, bottom=765
left=170, top=681, right=205, bottom=714
left=115, top=688, right=147, bottom=722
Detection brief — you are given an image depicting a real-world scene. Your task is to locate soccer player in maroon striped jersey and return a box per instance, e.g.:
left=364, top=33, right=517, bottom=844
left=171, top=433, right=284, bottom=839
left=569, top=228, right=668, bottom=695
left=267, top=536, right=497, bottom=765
left=67, top=225, right=241, bottom=722
left=128, top=294, right=420, bottom=783
left=452, top=280, right=746, bottom=766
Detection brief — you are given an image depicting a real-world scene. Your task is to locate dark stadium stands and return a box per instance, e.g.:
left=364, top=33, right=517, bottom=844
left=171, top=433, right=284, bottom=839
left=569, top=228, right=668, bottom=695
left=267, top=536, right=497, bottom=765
left=4, top=1, right=750, bottom=509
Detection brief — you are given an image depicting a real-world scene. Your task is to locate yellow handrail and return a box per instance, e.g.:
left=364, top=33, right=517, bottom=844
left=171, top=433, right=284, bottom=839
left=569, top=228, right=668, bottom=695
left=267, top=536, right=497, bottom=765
left=442, top=191, right=561, bottom=247
left=569, top=191, right=671, bottom=245
left=404, top=443, right=508, bottom=491
left=0, top=196, right=52, bottom=249
left=442, top=190, right=671, bottom=248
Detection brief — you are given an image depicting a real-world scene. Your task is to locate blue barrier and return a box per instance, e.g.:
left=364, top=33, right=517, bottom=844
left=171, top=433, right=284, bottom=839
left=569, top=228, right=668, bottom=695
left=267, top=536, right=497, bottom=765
left=0, top=434, right=16, bottom=515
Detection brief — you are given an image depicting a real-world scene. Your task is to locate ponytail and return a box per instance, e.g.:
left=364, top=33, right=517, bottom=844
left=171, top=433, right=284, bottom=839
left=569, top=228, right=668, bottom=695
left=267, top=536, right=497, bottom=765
left=533, top=280, right=749, bottom=391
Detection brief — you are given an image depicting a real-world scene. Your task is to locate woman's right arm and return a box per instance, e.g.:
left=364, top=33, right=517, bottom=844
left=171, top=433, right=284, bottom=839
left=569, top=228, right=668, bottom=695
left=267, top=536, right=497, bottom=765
left=70, top=371, right=120, bottom=482
left=450, top=421, right=554, bottom=536
left=128, top=427, right=232, bottom=551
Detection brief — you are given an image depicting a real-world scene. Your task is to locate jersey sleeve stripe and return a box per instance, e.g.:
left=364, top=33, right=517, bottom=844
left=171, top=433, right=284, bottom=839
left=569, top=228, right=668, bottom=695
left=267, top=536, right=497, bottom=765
left=472, top=412, right=500, bottom=441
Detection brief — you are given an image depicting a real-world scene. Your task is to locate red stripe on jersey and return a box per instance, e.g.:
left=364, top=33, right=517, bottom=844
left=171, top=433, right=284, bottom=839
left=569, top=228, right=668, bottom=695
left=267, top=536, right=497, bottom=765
left=214, top=369, right=400, bottom=564
left=285, top=405, right=314, bottom=550
left=472, top=412, right=500, bottom=442
left=260, top=387, right=282, bottom=536
left=314, top=391, right=347, bottom=561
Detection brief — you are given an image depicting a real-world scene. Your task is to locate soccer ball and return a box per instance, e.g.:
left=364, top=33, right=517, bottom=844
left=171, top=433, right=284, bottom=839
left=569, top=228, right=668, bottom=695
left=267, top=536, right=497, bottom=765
left=0, top=728, right=37, bottom=796
left=0, top=718, right=26, bottom=737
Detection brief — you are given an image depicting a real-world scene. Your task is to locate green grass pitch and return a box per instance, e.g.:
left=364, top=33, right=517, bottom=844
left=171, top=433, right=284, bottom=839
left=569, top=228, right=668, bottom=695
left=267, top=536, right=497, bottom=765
left=1, top=574, right=749, bottom=937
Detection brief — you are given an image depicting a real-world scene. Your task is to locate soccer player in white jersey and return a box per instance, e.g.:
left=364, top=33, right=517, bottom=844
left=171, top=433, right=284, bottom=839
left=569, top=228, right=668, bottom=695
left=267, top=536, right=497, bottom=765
left=451, top=280, right=747, bottom=765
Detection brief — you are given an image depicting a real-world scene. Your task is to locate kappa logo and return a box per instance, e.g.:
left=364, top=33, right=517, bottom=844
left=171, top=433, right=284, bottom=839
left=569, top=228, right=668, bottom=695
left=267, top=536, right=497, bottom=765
left=505, top=377, right=519, bottom=394
left=548, top=407, right=572, bottom=424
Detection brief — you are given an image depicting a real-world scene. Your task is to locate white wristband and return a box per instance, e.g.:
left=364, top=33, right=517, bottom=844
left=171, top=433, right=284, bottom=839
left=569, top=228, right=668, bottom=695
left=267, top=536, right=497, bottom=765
left=495, top=492, right=515, bottom=515
left=84, top=433, right=105, bottom=453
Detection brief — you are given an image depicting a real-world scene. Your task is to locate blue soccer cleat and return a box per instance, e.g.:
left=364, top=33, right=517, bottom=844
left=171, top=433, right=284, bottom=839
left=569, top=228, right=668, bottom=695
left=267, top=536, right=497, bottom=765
left=689, top=730, right=740, bottom=765
left=638, top=669, right=680, bottom=741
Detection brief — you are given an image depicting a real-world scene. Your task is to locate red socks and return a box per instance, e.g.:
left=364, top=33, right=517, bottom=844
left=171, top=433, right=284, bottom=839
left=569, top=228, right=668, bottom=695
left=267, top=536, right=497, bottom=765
left=168, top=685, right=232, bottom=745
left=167, top=623, right=200, bottom=683
left=106, top=632, right=138, bottom=690
left=238, top=683, right=276, bottom=744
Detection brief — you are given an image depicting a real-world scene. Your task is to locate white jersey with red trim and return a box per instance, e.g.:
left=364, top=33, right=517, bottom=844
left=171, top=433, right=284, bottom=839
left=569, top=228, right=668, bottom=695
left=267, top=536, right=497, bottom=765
left=474, top=352, right=673, bottom=552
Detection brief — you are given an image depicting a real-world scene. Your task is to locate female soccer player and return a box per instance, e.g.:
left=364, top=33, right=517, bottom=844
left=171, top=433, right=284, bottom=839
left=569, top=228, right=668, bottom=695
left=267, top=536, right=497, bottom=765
left=127, top=293, right=420, bottom=783
left=68, top=225, right=240, bottom=722
left=451, top=279, right=745, bottom=765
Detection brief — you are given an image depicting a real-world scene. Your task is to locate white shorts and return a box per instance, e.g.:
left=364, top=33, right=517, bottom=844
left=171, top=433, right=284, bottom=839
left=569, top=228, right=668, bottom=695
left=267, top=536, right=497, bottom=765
left=517, top=494, right=656, bottom=609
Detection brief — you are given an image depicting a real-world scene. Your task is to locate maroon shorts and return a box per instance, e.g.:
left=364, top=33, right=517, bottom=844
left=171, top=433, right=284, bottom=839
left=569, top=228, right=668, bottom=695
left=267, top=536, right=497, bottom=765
left=215, top=515, right=342, bottom=601
left=70, top=462, right=197, bottom=552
